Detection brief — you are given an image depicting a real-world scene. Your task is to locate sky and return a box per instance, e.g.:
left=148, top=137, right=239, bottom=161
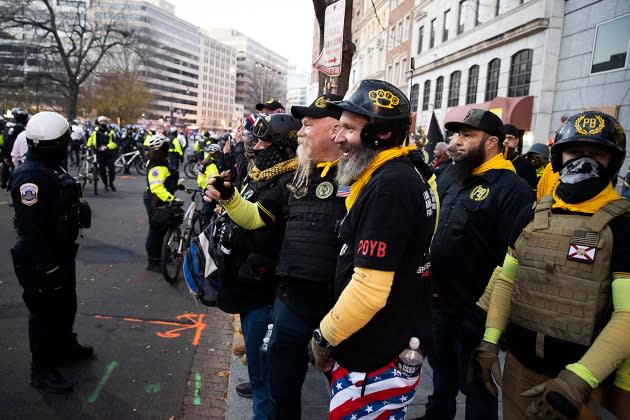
left=174, top=0, right=317, bottom=72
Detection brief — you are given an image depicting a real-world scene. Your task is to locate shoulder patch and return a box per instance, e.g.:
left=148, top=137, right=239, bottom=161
left=151, top=169, right=160, bottom=177
left=19, top=183, right=39, bottom=206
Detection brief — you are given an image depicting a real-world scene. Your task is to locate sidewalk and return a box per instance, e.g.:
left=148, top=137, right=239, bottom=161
left=182, top=308, right=503, bottom=419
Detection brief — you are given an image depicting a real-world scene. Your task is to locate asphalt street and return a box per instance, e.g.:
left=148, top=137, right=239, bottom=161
left=0, top=166, right=224, bottom=419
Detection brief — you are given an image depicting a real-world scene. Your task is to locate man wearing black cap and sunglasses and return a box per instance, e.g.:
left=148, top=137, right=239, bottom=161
left=424, top=109, right=533, bottom=420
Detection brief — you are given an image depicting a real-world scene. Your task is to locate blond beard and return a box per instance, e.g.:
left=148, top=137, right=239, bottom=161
left=336, top=146, right=377, bottom=186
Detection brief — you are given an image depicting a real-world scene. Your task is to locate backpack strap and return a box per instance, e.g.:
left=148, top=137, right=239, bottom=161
left=584, top=199, right=630, bottom=233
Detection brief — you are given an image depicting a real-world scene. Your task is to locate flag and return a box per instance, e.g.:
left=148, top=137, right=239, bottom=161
left=424, top=111, right=444, bottom=163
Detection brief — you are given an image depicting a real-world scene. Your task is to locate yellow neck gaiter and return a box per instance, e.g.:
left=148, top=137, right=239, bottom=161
left=471, top=153, right=516, bottom=176
left=346, top=145, right=415, bottom=211
left=552, top=182, right=621, bottom=214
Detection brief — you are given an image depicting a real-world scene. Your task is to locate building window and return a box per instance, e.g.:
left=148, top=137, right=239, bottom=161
left=417, top=26, right=424, bottom=54
left=485, top=58, right=501, bottom=101
left=410, top=83, right=420, bottom=112
left=458, top=0, right=466, bottom=34
left=434, top=76, right=444, bottom=109
left=430, top=18, right=436, bottom=48
left=591, top=14, right=630, bottom=74
left=466, top=65, right=479, bottom=104
left=508, top=49, right=533, bottom=97
left=495, top=0, right=501, bottom=17
left=443, top=9, right=450, bottom=42
left=403, top=15, right=410, bottom=41
left=422, top=80, right=431, bottom=111
left=394, top=62, right=400, bottom=84
left=447, top=70, right=461, bottom=107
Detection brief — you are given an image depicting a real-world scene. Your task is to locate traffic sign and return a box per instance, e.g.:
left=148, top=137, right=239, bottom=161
left=313, top=0, right=345, bottom=77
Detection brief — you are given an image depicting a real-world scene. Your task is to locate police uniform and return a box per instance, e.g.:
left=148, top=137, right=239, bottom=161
left=168, top=134, right=183, bottom=170
left=87, top=125, right=118, bottom=190
left=9, top=111, right=91, bottom=394
left=144, top=160, right=179, bottom=268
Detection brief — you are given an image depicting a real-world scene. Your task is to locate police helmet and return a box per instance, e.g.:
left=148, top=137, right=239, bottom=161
left=251, top=113, right=301, bottom=149
left=329, top=79, right=411, bottom=146
left=25, top=112, right=71, bottom=150
left=97, top=115, right=108, bottom=124
left=11, top=107, right=29, bottom=124
left=551, top=111, right=626, bottom=181
left=148, top=134, right=170, bottom=150
left=526, top=143, right=549, bottom=158
left=205, top=143, right=222, bottom=154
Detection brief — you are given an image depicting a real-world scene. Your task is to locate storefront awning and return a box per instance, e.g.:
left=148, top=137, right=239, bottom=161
left=444, top=96, right=534, bottom=131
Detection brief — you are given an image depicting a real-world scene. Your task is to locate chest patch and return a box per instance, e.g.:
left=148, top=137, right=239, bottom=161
left=469, top=184, right=490, bottom=201
left=19, top=183, right=39, bottom=206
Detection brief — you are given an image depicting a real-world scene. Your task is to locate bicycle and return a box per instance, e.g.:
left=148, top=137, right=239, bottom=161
left=77, top=148, right=99, bottom=195
left=160, top=187, right=209, bottom=283
left=183, top=155, right=204, bottom=180
left=114, top=145, right=147, bottom=175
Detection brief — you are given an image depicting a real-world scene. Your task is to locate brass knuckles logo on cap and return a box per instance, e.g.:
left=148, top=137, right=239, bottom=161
left=314, top=96, right=327, bottom=109
left=575, top=114, right=605, bottom=136
left=464, top=109, right=475, bottom=121
left=368, top=89, right=399, bottom=109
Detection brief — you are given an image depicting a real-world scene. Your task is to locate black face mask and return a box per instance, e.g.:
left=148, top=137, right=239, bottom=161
left=28, top=142, right=68, bottom=165
left=555, top=156, right=610, bottom=203
left=253, top=144, right=289, bottom=170
left=99, top=124, right=108, bottom=130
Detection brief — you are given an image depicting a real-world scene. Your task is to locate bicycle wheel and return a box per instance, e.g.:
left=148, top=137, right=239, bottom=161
left=134, top=156, right=147, bottom=175
left=92, top=162, right=99, bottom=195
left=114, top=159, right=124, bottom=175
left=161, top=228, right=182, bottom=283
left=183, top=161, right=197, bottom=179
left=191, top=213, right=205, bottom=236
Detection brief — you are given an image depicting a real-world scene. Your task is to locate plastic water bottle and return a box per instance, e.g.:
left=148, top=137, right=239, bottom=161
left=260, top=323, right=273, bottom=352
left=396, top=337, right=423, bottom=377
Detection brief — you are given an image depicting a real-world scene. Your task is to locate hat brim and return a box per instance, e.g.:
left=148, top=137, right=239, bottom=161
left=256, top=103, right=282, bottom=111
left=291, top=105, right=340, bottom=120
left=444, top=121, right=466, bottom=133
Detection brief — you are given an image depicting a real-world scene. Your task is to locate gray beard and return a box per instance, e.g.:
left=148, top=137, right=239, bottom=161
left=336, top=147, right=378, bottom=186
left=295, top=142, right=313, bottom=182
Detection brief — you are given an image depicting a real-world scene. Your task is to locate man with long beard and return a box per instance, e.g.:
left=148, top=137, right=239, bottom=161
left=424, top=109, right=533, bottom=420
left=309, top=79, right=438, bottom=420
left=205, top=94, right=346, bottom=419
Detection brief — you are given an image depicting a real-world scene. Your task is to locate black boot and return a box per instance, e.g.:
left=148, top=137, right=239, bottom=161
left=235, top=382, right=253, bottom=399
left=58, top=333, right=94, bottom=363
left=109, top=183, right=116, bottom=191
left=30, top=367, right=74, bottom=394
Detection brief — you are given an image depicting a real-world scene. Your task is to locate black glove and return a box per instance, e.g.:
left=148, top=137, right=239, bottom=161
left=522, top=369, right=591, bottom=419
left=212, top=176, right=235, bottom=200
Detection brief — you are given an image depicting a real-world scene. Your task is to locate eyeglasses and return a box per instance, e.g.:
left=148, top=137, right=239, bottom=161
left=252, top=114, right=271, bottom=139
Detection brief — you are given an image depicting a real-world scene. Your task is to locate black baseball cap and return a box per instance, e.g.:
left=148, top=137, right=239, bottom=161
left=256, top=99, right=285, bottom=112
left=291, top=94, right=343, bottom=120
left=503, top=124, right=519, bottom=137
left=445, top=108, right=506, bottom=141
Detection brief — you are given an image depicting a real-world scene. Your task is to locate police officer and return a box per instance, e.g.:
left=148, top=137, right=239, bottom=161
left=473, top=111, right=630, bottom=419
left=87, top=116, right=118, bottom=191
left=1, top=107, right=29, bottom=188
left=9, top=112, right=92, bottom=394
left=144, top=134, right=181, bottom=272
left=167, top=126, right=183, bottom=170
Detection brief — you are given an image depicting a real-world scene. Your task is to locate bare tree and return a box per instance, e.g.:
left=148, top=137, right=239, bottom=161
left=0, top=0, right=138, bottom=119
left=312, top=0, right=355, bottom=96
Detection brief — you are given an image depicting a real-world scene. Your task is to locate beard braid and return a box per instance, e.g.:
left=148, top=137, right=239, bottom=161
left=295, top=141, right=313, bottom=181
left=336, top=145, right=378, bottom=186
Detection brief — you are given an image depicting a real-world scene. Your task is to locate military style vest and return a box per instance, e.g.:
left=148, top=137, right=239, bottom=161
left=512, top=196, right=630, bottom=355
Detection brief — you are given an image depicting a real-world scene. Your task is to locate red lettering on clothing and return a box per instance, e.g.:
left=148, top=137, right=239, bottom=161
left=357, top=240, right=387, bottom=258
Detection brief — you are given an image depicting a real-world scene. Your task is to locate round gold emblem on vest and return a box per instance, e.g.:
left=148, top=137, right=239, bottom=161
left=469, top=185, right=490, bottom=201
left=316, top=181, right=334, bottom=199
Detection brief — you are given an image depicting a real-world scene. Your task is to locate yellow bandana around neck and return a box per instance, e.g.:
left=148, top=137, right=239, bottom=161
left=345, top=145, right=415, bottom=210
left=552, top=182, right=621, bottom=214
left=471, top=153, right=516, bottom=176
left=316, top=159, right=339, bottom=178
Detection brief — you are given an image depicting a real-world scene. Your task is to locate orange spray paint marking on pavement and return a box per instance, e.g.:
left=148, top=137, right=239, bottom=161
left=92, top=313, right=206, bottom=346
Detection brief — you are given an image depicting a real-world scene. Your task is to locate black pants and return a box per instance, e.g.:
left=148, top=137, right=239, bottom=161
left=13, top=245, right=78, bottom=370
left=144, top=193, right=168, bottom=264
left=97, top=152, right=116, bottom=187
left=168, top=153, right=181, bottom=171
left=1, top=158, right=13, bottom=188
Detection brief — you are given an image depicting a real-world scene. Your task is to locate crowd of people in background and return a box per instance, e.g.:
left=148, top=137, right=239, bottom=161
left=2, top=79, right=630, bottom=420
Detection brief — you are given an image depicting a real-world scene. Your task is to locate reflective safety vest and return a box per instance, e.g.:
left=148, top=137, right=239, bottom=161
left=512, top=196, right=630, bottom=351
